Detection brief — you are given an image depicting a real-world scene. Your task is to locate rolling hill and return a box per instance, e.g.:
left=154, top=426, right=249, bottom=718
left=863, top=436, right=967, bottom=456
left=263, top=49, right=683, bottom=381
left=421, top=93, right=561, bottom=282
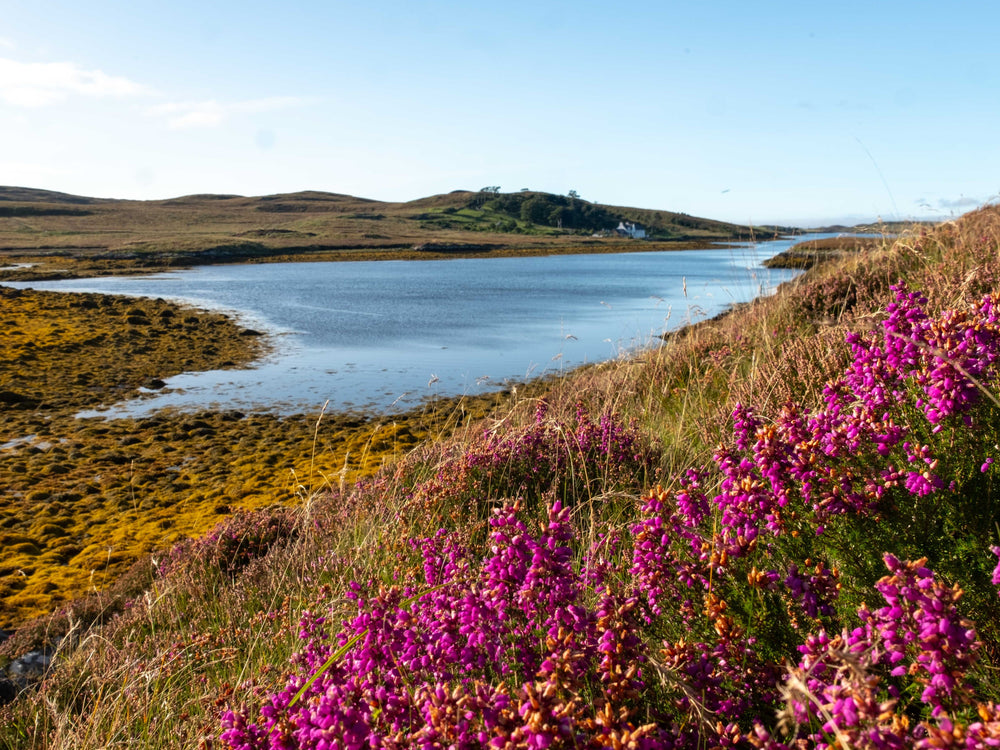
left=0, top=187, right=791, bottom=279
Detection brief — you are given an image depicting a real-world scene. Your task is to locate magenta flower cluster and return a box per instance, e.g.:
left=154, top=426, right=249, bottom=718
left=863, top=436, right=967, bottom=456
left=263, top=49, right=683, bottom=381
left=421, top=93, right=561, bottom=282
left=753, top=554, right=990, bottom=750
left=221, top=501, right=662, bottom=748
left=709, top=284, right=1000, bottom=566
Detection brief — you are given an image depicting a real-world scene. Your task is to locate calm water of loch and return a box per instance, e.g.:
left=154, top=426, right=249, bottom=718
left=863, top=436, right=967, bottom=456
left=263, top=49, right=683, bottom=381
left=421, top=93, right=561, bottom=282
left=9, top=235, right=833, bottom=416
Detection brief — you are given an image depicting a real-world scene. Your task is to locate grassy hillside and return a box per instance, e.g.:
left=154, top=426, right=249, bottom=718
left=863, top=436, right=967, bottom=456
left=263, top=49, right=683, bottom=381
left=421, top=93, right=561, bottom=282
left=4, top=206, right=1000, bottom=748
left=0, top=187, right=783, bottom=281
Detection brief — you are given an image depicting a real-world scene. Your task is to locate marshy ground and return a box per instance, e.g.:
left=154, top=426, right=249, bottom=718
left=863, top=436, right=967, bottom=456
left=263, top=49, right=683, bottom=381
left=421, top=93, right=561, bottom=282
left=0, top=286, right=518, bottom=627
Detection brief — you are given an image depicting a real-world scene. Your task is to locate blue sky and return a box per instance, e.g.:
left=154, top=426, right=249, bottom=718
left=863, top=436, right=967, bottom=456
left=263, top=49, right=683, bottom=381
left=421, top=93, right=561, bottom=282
left=1, top=1, right=997, bottom=226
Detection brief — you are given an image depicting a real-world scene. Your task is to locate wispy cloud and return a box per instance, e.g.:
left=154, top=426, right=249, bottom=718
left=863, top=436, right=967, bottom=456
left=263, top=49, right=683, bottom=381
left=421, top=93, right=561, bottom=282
left=937, top=196, right=981, bottom=210
left=146, top=96, right=318, bottom=129
left=147, top=100, right=227, bottom=129
left=0, top=57, right=151, bottom=107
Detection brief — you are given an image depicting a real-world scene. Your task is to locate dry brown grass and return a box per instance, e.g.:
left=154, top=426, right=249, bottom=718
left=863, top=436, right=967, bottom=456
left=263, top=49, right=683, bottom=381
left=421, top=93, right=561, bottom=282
left=763, top=235, right=891, bottom=269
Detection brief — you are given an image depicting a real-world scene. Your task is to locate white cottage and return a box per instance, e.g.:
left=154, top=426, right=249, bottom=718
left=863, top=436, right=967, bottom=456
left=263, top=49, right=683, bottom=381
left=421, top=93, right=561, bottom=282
left=615, top=221, right=646, bottom=239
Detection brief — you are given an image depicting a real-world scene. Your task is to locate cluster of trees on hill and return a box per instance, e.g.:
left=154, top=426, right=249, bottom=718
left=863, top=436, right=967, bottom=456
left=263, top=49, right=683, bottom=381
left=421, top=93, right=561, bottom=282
left=460, top=188, right=758, bottom=238
left=469, top=190, right=621, bottom=233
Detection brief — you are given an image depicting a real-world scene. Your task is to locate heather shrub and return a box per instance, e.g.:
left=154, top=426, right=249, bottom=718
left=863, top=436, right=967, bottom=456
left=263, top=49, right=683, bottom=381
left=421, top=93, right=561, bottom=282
left=466, top=401, right=658, bottom=502
left=754, top=554, right=1000, bottom=750
left=161, top=506, right=299, bottom=579
left=403, top=402, right=659, bottom=526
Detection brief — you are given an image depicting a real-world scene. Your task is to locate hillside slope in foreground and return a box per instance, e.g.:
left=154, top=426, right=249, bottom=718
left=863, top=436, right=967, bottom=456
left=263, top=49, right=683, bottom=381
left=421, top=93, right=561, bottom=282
left=4, top=206, right=1000, bottom=749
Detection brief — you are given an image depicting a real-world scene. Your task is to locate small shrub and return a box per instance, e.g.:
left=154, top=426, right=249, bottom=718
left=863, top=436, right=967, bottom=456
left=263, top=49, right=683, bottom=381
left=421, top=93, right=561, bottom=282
left=161, top=507, right=298, bottom=579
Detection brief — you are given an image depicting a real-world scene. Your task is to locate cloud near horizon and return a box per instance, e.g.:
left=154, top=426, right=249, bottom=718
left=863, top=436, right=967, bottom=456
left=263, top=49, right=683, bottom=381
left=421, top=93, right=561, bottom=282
left=938, top=195, right=985, bottom=210
left=145, top=96, right=319, bottom=130
left=0, top=57, right=151, bottom=107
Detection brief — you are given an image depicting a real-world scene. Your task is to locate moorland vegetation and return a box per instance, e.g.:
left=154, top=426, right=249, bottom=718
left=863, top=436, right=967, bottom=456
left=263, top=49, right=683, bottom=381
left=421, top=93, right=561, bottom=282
left=2, top=203, right=1000, bottom=749
left=0, top=187, right=783, bottom=281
